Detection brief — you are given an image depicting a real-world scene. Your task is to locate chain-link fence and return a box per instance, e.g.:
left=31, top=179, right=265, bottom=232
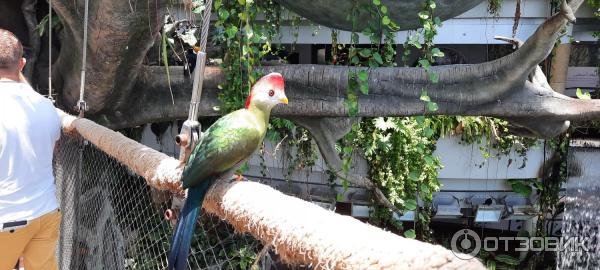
left=53, top=134, right=279, bottom=270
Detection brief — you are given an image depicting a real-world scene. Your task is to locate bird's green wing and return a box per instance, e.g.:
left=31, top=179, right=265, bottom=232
left=181, top=110, right=264, bottom=188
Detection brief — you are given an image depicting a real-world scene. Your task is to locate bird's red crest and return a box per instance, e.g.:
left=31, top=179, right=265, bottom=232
left=245, top=73, right=285, bottom=109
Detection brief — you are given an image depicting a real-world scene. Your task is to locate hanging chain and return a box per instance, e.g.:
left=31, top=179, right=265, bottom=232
left=77, top=0, right=90, bottom=117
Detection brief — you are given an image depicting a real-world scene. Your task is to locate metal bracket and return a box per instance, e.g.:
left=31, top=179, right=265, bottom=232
left=46, top=92, right=55, bottom=104
left=76, top=100, right=87, bottom=118
left=176, top=120, right=201, bottom=162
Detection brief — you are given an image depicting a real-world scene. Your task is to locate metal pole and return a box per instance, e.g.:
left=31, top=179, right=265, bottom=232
left=48, top=0, right=53, bottom=102
left=176, top=0, right=213, bottom=162
left=77, top=0, right=90, bottom=116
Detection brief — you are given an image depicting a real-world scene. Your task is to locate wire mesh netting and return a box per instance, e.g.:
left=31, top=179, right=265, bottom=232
left=53, top=134, right=273, bottom=270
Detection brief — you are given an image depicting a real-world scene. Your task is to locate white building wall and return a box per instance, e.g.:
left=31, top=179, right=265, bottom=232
left=271, top=0, right=597, bottom=45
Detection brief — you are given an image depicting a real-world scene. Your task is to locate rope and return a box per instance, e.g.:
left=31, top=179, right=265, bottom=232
left=187, top=0, right=213, bottom=122
left=77, top=0, right=90, bottom=117
left=48, top=0, right=53, bottom=102
left=198, top=0, right=212, bottom=56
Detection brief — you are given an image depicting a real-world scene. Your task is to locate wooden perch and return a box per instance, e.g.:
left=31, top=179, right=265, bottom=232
left=57, top=108, right=484, bottom=269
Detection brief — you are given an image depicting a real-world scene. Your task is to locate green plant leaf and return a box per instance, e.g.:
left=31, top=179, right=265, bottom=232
left=360, top=83, right=369, bottom=94
left=576, top=88, right=592, bottom=100
left=225, top=26, right=238, bottom=38
left=405, top=199, right=417, bottom=210
left=408, top=171, right=420, bottom=181
left=404, top=229, right=416, bottom=239
left=427, top=101, right=439, bottom=112
left=382, top=16, right=391, bottom=25
left=219, top=9, right=230, bottom=20
left=358, top=70, right=369, bottom=82
left=431, top=48, right=445, bottom=58
left=418, top=59, right=431, bottom=69
left=373, top=53, right=384, bottom=65
left=358, top=49, right=372, bottom=58
left=429, top=72, right=439, bottom=84
left=509, top=180, right=532, bottom=197
left=420, top=91, right=431, bottom=102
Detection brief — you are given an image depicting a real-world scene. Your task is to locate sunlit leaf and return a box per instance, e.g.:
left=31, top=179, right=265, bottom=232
left=404, top=229, right=416, bottom=238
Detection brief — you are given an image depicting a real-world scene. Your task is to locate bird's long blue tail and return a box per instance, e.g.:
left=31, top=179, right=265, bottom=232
left=167, top=180, right=210, bottom=270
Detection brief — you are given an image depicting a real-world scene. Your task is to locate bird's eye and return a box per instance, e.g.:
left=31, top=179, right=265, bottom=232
left=268, top=90, right=275, bottom=97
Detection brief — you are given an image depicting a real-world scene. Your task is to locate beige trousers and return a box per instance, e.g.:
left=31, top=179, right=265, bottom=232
left=0, top=210, right=60, bottom=270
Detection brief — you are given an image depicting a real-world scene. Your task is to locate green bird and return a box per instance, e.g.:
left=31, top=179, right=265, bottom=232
left=168, top=73, right=287, bottom=270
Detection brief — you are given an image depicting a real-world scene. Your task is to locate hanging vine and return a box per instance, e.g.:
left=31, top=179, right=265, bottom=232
left=337, top=0, right=540, bottom=241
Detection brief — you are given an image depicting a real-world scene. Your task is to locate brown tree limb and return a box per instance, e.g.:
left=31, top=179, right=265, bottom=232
left=290, top=117, right=403, bottom=213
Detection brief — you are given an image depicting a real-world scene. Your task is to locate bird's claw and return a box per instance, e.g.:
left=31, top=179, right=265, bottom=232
left=233, top=174, right=244, bottom=182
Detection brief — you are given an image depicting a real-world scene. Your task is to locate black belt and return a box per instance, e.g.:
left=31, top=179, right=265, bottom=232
left=1, top=220, right=28, bottom=231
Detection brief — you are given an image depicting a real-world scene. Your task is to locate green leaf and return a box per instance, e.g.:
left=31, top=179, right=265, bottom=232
left=382, top=16, right=391, bottom=25
left=510, top=181, right=533, bottom=197
left=424, top=156, right=435, bottom=165
left=420, top=91, right=431, bottom=102
left=404, top=229, right=416, bottom=239
left=576, top=88, right=592, bottom=100
left=424, top=126, right=434, bottom=138
left=359, top=83, right=369, bottom=94
left=431, top=48, right=445, bottom=58
left=372, top=0, right=381, bottom=5
left=373, top=53, right=384, bottom=65
left=405, top=199, right=417, bottom=210
left=427, top=101, right=438, bottom=112
left=418, top=11, right=429, bottom=20
left=418, top=59, right=431, bottom=69
left=225, top=26, right=238, bottom=38
left=358, top=49, right=372, bottom=58
left=218, top=9, right=230, bottom=20
left=429, top=72, right=439, bottom=83
left=358, top=70, right=369, bottom=82
left=408, top=171, right=420, bottom=181
left=380, top=5, right=388, bottom=14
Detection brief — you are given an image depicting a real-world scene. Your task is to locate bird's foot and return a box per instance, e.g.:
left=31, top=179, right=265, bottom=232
left=233, top=174, right=244, bottom=182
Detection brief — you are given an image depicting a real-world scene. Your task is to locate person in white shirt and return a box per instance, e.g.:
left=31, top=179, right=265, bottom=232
left=0, top=28, right=61, bottom=270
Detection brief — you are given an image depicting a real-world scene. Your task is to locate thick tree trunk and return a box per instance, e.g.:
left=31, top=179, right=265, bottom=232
left=46, top=0, right=598, bottom=139
left=52, top=0, right=163, bottom=114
